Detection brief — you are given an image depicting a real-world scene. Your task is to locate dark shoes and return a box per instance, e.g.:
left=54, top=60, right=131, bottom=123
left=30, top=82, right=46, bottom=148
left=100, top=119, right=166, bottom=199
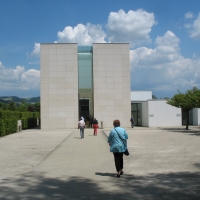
left=116, top=170, right=124, bottom=178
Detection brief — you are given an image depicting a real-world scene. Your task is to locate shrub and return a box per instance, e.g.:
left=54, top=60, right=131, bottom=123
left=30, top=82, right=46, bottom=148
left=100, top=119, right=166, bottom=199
left=0, top=110, right=40, bottom=136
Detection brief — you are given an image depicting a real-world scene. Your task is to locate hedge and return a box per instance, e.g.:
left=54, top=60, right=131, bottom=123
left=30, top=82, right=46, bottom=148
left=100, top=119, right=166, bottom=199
left=0, top=110, right=40, bottom=136
left=0, top=118, right=18, bottom=136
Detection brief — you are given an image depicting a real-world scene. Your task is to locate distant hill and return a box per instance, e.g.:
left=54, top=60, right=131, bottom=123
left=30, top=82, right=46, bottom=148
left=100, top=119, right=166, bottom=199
left=0, top=96, right=40, bottom=103
left=0, top=96, right=22, bottom=102
left=0, top=99, right=6, bottom=103
left=29, top=97, right=40, bottom=102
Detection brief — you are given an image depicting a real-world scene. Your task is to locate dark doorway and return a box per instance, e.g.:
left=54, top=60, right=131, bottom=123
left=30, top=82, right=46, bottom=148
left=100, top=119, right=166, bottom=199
left=79, top=99, right=89, bottom=119
left=131, top=103, right=142, bottom=126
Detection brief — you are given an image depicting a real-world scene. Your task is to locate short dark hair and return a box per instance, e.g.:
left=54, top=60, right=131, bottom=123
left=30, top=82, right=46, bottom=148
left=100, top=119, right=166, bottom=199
left=113, top=119, right=120, bottom=127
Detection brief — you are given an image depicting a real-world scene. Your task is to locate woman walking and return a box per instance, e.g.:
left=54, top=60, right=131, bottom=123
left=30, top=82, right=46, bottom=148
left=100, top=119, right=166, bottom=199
left=108, top=119, right=128, bottom=178
left=93, top=118, right=98, bottom=135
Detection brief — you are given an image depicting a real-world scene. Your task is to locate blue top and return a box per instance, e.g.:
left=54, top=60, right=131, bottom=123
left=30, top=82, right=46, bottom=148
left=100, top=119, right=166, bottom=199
left=108, top=127, right=128, bottom=153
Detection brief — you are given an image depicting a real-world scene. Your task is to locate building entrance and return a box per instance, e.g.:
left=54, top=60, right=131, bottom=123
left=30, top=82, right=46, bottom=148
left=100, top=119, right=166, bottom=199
left=79, top=99, right=89, bottom=119
left=131, top=103, right=142, bottom=126
left=78, top=46, right=94, bottom=122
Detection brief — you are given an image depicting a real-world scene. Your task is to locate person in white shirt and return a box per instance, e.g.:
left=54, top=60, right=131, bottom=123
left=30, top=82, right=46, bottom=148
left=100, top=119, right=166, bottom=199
left=78, top=118, right=85, bottom=139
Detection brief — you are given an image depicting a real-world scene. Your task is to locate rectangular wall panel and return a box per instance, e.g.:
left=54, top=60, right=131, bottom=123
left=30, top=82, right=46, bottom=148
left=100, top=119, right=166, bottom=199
left=40, top=43, right=78, bottom=129
left=93, top=43, right=131, bottom=128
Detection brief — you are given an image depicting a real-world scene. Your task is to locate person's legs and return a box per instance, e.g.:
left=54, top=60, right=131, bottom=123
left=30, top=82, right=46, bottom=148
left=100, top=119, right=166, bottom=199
left=82, top=127, right=84, bottom=138
left=113, top=153, right=121, bottom=172
left=80, top=127, right=84, bottom=138
left=93, top=125, right=95, bottom=135
left=114, top=153, right=124, bottom=177
left=80, top=128, right=82, bottom=138
left=119, top=153, right=123, bottom=172
left=94, top=125, right=97, bottom=135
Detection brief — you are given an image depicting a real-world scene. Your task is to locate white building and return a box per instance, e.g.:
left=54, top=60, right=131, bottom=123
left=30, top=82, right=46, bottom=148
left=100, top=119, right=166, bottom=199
left=40, top=43, right=131, bottom=129
left=131, top=91, right=200, bottom=127
left=40, top=43, right=200, bottom=130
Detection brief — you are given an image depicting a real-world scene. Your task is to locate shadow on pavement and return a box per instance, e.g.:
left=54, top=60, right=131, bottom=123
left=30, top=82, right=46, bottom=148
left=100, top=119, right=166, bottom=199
left=0, top=171, right=200, bottom=200
left=194, top=163, right=200, bottom=169
left=74, top=137, right=82, bottom=139
left=157, top=127, right=200, bottom=136
left=95, top=172, right=116, bottom=177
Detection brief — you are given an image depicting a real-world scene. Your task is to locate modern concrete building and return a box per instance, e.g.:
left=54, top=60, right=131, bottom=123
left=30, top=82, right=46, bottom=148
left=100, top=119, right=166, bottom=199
left=131, top=91, right=200, bottom=127
left=131, top=91, right=182, bottom=127
left=40, top=43, right=199, bottom=130
left=40, top=43, right=131, bottom=129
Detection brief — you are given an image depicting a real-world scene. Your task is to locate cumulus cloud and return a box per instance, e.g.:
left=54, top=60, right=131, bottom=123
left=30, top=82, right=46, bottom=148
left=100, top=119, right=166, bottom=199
left=57, top=23, right=106, bottom=45
left=0, top=61, right=40, bottom=91
left=30, top=9, right=156, bottom=56
left=30, top=43, right=40, bottom=57
left=185, top=12, right=194, bottom=19
left=130, top=31, right=200, bottom=96
left=190, top=13, right=200, bottom=39
left=106, top=9, right=156, bottom=47
left=130, top=31, right=180, bottom=68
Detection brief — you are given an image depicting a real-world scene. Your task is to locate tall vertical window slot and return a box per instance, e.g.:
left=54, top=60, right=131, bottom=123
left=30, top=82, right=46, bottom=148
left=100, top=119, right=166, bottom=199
left=78, top=46, right=94, bottom=120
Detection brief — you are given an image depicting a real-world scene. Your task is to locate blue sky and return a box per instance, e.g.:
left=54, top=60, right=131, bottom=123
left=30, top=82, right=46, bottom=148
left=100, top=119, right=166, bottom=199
left=0, top=0, right=200, bottom=98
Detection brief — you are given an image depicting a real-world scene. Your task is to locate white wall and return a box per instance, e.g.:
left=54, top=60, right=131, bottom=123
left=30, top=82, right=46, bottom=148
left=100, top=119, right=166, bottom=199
left=93, top=43, right=131, bottom=128
left=148, top=100, right=182, bottom=127
left=193, top=108, right=200, bottom=125
left=131, top=91, right=152, bottom=101
left=142, top=102, right=149, bottom=126
left=40, top=43, right=78, bottom=129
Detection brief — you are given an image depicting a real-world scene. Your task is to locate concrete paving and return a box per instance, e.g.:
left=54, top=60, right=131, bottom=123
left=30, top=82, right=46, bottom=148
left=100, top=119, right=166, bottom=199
left=0, top=126, right=200, bottom=199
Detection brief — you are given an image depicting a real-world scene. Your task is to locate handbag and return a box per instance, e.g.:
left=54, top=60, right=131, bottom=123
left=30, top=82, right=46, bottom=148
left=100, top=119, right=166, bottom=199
left=114, top=128, right=129, bottom=156
left=124, top=149, right=129, bottom=156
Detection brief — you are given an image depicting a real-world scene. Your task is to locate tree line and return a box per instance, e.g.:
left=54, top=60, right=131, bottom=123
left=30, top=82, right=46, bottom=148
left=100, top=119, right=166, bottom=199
left=0, top=101, right=40, bottom=112
left=167, top=87, right=200, bottom=130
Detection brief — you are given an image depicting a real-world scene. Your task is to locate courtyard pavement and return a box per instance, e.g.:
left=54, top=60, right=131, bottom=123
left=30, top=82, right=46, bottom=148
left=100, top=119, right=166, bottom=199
left=0, top=126, right=200, bottom=199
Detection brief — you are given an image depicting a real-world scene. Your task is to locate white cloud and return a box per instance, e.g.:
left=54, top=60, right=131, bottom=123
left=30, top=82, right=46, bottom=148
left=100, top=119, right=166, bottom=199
left=30, top=9, right=156, bottom=57
left=184, top=23, right=192, bottom=29
left=30, top=43, right=40, bottom=57
left=190, top=13, right=200, bottom=39
left=130, top=31, right=200, bottom=96
left=130, top=31, right=181, bottom=68
left=0, top=61, right=40, bottom=90
left=106, top=9, right=156, bottom=47
left=185, top=12, right=194, bottom=19
left=57, top=23, right=106, bottom=45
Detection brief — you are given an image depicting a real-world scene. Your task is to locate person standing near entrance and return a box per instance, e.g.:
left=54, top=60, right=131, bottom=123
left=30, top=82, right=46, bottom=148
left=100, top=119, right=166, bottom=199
left=93, top=118, right=98, bottom=135
left=78, top=118, right=85, bottom=139
left=130, top=116, right=134, bottom=128
left=89, top=115, right=93, bottom=128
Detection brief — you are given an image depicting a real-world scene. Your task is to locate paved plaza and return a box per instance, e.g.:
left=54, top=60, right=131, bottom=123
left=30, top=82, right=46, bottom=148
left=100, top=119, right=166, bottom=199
left=0, top=126, right=200, bottom=199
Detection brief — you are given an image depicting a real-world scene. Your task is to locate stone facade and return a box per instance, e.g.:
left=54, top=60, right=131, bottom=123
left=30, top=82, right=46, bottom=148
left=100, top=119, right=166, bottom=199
left=40, top=44, right=78, bottom=129
left=40, top=43, right=131, bottom=129
left=93, top=43, right=131, bottom=128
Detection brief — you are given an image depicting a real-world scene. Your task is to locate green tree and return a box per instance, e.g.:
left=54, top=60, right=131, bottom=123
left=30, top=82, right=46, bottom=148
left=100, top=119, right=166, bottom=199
left=2, top=103, right=8, bottom=110
left=16, top=101, right=28, bottom=112
left=152, top=95, right=158, bottom=99
left=167, top=88, right=200, bottom=130
left=34, top=102, right=40, bottom=112
left=28, top=104, right=34, bottom=112
left=8, top=100, right=16, bottom=111
left=0, top=102, right=4, bottom=110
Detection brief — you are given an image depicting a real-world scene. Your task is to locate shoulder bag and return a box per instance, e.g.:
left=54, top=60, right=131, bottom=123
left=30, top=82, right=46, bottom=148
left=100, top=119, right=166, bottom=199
left=114, top=128, right=129, bottom=156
